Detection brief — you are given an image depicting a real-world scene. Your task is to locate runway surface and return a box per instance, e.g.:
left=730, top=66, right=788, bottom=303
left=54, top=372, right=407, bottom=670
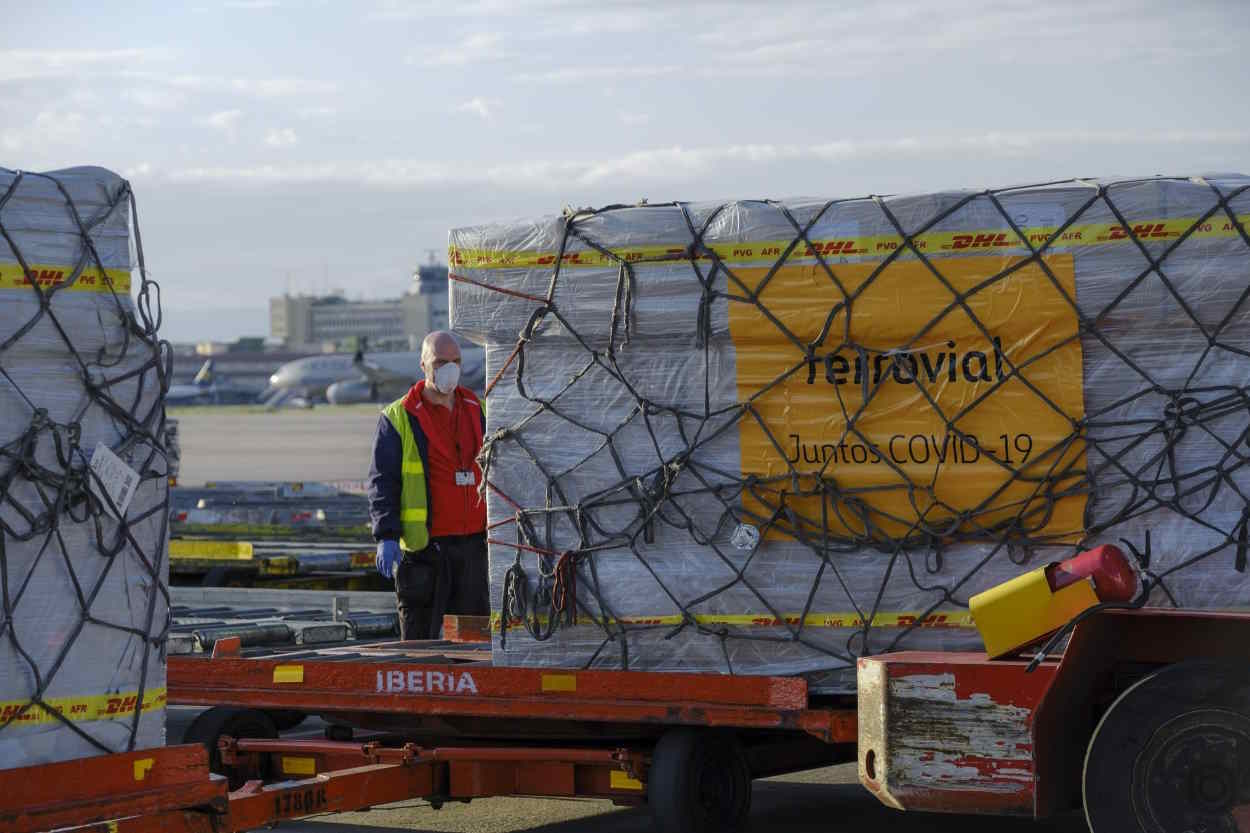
left=170, top=404, right=381, bottom=485
left=284, top=771, right=1089, bottom=833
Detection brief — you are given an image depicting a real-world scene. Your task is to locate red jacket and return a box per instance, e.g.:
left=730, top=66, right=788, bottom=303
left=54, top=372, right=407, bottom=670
left=368, top=381, right=487, bottom=544
left=400, top=381, right=487, bottom=538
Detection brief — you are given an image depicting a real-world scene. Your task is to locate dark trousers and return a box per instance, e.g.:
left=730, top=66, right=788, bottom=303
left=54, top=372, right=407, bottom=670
left=394, top=532, right=488, bottom=640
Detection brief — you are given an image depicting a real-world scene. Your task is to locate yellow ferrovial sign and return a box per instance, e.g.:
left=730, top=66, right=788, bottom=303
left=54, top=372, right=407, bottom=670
left=727, top=254, right=1086, bottom=544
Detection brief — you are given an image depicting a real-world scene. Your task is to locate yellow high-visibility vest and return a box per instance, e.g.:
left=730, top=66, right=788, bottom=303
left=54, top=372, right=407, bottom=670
left=383, top=398, right=429, bottom=552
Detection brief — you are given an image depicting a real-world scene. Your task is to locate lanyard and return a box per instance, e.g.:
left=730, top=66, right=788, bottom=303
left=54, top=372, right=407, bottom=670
left=449, top=395, right=475, bottom=473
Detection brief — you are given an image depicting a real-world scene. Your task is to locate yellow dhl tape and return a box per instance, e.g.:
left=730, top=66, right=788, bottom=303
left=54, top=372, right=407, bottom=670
left=133, top=757, right=156, bottom=781
left=450, top=214, right=1249, bottom=271
left=0, top=262, right=131, bottom=293
left=491, top=610, right=975, bottom=631
left=0, top=687, right=167, bottom=726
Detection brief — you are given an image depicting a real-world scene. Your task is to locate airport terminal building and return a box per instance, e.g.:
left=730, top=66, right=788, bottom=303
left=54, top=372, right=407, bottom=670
left=269, top=258, right=449, bottom=352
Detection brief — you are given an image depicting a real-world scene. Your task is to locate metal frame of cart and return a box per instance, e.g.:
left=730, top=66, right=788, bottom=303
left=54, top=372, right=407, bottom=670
left=3, top=608, right=1247, bottom=833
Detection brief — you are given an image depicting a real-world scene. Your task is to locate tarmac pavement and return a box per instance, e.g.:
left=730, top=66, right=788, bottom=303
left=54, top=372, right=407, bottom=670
left=170, top=404, right=381, bottom=485
left=283, top=768, right=1090, bottom=833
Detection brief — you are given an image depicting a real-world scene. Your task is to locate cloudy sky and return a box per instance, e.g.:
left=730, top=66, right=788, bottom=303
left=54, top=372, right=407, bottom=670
left=3, top=0, right=1248, bottom=342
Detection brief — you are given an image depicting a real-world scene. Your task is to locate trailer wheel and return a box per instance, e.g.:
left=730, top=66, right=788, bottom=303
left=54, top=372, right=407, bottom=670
left=183, top=706, right=278, bottom=789
left=648, top=729, right=751, bottom=833
left=1083, top=660, right=1250, bottom=833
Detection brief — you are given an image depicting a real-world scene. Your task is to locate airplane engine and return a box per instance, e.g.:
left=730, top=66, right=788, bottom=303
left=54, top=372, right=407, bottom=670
left=325, top=378, right=379, bottom=405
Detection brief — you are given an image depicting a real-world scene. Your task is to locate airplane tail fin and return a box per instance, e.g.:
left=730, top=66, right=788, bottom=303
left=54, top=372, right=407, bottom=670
left=192, top=359, right=215, bottom=386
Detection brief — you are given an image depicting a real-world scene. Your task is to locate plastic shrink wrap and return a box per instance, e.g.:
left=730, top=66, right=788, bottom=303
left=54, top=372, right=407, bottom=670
left=452, top=175, right=1250, bottom=692
left=0, top=167, right=170, bottom=767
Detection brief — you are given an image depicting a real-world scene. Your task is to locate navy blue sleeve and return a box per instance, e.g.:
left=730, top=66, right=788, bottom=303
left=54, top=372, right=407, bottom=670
left=368, top=414, right=402, bottom=542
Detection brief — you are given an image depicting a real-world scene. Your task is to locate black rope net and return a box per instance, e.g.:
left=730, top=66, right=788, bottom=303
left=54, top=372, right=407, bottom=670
left=451, top=175, right=1250, bottom=689
left=0, top=167, right=170, bottom=764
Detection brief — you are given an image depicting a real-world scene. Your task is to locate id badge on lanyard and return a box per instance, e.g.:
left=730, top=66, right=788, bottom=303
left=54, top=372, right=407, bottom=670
left=452, top=398, right=478, bottom=488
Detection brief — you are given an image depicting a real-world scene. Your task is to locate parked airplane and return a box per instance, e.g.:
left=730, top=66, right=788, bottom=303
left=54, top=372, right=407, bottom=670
left=166, top=360, right=257, bottom=406
left=261, top=344, right=485, bottom=408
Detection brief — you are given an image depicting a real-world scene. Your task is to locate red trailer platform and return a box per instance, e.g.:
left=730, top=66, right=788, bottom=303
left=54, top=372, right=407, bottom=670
left=164, top=626, right=859, bottom=829
left=7, top=610, right=1248, bottom=833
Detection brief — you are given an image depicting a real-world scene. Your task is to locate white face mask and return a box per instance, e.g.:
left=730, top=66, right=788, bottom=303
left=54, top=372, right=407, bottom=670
left=432, top=361, right=460, bottom=394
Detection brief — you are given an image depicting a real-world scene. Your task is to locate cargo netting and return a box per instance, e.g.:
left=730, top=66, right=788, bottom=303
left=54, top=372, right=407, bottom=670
left=452, top=175, right=1250, bottom=682
left=0, top=167, right=170, bottom=764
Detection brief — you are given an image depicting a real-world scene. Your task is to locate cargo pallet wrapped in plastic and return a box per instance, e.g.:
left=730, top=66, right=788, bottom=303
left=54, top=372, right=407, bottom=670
left=450, top=175, right=1250, bottom=692
left=0, top=167, right=170, bottom=766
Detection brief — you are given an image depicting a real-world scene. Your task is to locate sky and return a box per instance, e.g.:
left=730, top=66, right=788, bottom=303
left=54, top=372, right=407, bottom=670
left=3, top=0, right=1248, bottom=343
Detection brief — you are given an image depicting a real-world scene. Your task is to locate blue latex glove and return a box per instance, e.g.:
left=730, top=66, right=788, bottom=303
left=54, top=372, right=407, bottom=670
left=376, top=539, right=401, bottom=579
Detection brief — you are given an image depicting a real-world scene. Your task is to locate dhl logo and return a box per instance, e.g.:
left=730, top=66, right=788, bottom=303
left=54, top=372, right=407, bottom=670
left=892, top=613, right=966, bottom=628
left=1, top=268, right=113, bottom=288
left=535, top=252, right=595, bottom=267
left=23, top=268, right=72, bottom=286
left=750, top=616, right=805, bottom=626
left=949, top=232, right=1012, bottom=250
left=800, top=240, right=867, bottom=257
left=1105, top=222, right=1176, bottom=241
left=0, top=263, right=129, bottom=293
left=726, top=241, right=867, bottom=259
left=0, top=703, right=34, bottom=722
left=105, top=695, right=140, bottom=714
left=14, top=269, right=110, bottom=287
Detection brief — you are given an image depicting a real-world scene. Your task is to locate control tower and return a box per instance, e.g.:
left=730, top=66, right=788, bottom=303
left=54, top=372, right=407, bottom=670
left=412, top=250, right=449, bottom=296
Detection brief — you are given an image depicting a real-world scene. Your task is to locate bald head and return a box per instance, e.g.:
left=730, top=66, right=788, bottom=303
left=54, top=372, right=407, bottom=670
left=421, top=330, right=460, bottom=365
left=421, top=330, right=462, bottom=399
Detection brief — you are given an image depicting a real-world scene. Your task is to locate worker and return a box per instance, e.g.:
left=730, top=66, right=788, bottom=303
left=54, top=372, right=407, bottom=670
left=368, top=330, right=489, bottom=639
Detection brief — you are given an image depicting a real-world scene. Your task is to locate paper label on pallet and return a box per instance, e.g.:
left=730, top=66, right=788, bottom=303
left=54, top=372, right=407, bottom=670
left=727, top=254, right=1086, bottom=543
left=729, top=523, right=760, bottom=552
left=88, top=443, right=141, bottom=520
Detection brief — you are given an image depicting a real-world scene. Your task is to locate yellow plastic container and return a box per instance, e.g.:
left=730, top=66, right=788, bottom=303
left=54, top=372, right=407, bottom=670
left=969, top=566, right=1099, bottom=658
left=169, top=539, right=254, bottom=560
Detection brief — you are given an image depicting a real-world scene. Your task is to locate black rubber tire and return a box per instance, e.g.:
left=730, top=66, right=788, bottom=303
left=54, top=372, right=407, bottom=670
left=182, top=707, right=279, bottom=789
left=325, top=723, right=354, bottom=741
left=648, top=729, right=751, bottom=833
left=268, top=709, right=307, bottom=731
left=1083, top=660, right=1250, bottom=833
